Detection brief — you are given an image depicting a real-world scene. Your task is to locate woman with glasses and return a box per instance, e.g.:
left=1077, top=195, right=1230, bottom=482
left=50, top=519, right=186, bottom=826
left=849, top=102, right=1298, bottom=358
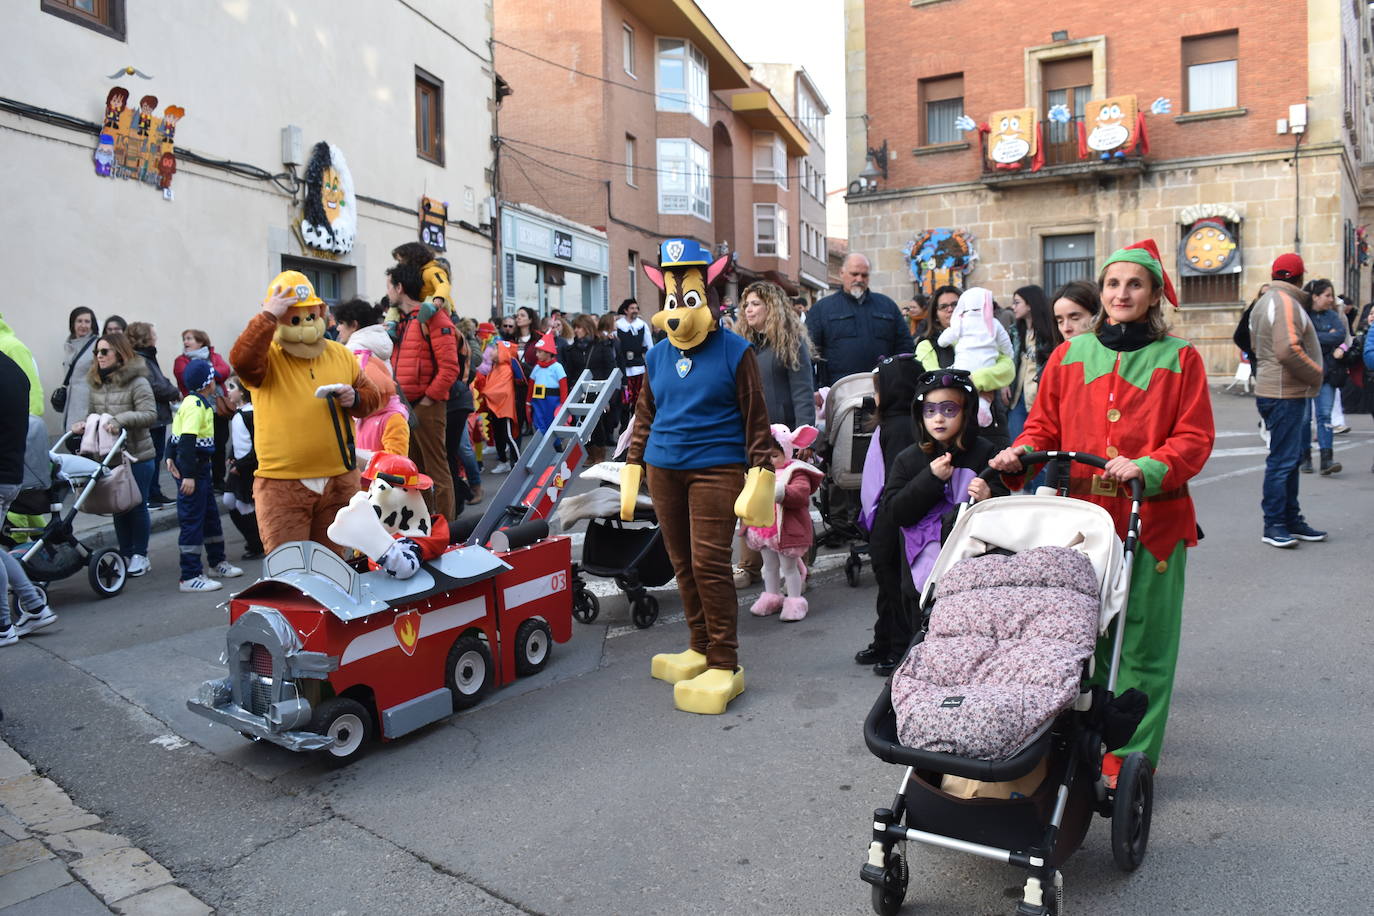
left=989, top=240, right=1215, bottom=785
left=67, top=332, right=158, bottom=578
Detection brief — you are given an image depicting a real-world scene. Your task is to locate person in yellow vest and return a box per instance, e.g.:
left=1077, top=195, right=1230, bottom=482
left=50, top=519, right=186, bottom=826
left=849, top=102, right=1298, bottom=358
left=229, top=272, right=384, bottom=555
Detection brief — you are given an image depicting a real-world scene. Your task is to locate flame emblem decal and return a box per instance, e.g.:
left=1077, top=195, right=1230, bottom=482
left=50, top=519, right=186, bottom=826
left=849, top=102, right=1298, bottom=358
left=393, top=610, right=421, bottom=657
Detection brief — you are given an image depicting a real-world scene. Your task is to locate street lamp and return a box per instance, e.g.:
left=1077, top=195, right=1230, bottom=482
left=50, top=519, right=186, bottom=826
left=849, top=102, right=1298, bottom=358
left=857, top=140, right=888, bottom=191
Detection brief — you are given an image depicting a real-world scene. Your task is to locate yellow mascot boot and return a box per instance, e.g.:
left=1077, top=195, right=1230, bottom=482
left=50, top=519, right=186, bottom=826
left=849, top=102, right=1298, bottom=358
left=650, top=649, right=708, bottom=684
left=673, top=667, right=745, bottom=715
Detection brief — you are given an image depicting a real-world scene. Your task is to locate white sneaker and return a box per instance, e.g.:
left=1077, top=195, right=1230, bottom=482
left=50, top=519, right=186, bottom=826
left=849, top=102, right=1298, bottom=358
left=13, top=607, right=57, bottom=636
left=179, top=576, right=223, bottom=592
left=213, top=561, right=244, bottom=579
left=492, top=462, right=512, bottom=474
left=0, top=627, right=17, bottom=647
left=127, top=555, right=150, bottom=577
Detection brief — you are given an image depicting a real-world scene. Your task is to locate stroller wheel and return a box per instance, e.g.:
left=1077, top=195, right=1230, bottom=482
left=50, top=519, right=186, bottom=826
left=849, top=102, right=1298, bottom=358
left=631, top=595, right=659, bottom=629
left=573, top=590, right=600, bottom=624
left=1111, top=752, right=1153, bottom=872
left=845, top=554, right=862, bottom=588
left=869, top=848, right=908, bottom=916
left=88, top=549, right=127, bottom=598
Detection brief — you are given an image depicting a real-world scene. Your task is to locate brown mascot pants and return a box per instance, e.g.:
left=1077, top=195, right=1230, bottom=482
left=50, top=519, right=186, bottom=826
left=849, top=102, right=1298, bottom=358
left=253, top=472, right=361, bottom=555
left=647, top=463, right=745, bottom=670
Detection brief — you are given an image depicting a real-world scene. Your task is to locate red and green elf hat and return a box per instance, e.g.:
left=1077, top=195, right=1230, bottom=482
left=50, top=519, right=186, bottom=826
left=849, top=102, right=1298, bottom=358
left=1100, top=239, right=1178, bottom=309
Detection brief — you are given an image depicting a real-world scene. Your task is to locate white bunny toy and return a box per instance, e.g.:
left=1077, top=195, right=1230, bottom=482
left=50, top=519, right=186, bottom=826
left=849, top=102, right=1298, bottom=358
left=741, top=423, right=824, bottom=622
left=936, top=287, right=1012, bottom=427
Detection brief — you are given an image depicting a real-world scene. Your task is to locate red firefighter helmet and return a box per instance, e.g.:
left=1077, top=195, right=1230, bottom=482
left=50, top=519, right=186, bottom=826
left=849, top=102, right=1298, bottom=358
left=362, top=452, right=433, bottom=491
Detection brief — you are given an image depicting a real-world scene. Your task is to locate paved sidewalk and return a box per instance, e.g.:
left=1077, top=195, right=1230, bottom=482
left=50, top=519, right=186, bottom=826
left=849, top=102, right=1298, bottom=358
left=0, top=738, right=210, bottom=915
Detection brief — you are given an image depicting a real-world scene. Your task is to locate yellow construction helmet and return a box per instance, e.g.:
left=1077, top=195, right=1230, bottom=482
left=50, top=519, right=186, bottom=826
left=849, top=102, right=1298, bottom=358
left=264, top=270, right=324, bottom=308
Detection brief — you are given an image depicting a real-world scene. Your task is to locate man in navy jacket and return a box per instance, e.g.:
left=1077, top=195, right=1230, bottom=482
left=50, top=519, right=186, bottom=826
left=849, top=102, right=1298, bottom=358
left=807, top=253, right=914, bottom=387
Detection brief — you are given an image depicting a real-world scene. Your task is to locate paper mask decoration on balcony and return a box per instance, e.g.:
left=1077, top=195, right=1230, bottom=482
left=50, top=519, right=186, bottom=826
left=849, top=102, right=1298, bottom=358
left=1079, top=96, right=1171, bottom=161
left=92, top=87, right=185, bottom=201
left=419, top=196, right=448, bottom=251
left=1177, top=218, right=1240, bottom=277
left=904, top=229, right=978, bottom=296
left=957, top=108, right=1043, bottom=172
left=299, top=141, right=357, bottom=255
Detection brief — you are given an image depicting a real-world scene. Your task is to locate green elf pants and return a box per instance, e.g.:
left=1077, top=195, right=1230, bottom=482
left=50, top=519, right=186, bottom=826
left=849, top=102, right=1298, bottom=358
left=1090, top=541, right=1186, bottom=768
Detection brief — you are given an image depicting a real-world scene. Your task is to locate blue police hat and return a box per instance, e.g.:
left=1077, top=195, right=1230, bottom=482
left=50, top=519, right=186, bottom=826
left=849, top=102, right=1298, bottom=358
left=658, top=238, right=712, bottom=268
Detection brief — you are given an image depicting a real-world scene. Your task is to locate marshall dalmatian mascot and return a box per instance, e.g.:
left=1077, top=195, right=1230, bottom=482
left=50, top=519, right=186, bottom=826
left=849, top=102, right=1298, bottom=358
left=328, top=453, right=450, bottom=579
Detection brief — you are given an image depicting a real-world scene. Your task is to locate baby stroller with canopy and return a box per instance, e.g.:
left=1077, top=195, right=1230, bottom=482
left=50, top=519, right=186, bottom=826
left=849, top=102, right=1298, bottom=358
left=860, top=451, right=1151, bottom=916
left=815, top=370, right=876, bottom=586
left=4, top=430, right=132, bottom=600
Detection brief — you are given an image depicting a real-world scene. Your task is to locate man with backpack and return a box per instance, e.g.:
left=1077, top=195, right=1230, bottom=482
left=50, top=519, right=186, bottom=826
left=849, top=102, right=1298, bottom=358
left=388, top=262, right=459, bottom=518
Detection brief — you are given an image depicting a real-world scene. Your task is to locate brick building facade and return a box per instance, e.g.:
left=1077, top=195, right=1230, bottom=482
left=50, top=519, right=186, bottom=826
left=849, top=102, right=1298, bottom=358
left=845, top=0, right=1374, bottom=372
left=494, top=0, right=827, bottom=316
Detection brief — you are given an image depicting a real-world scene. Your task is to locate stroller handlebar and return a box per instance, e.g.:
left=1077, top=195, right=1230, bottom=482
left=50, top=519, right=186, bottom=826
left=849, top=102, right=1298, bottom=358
left=1008, top=450, right=1145, bottom=504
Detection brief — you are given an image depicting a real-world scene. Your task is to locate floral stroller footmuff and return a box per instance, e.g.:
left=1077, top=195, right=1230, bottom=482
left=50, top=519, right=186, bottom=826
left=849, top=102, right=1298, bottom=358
left=891, top=545, right=1099, bottom=760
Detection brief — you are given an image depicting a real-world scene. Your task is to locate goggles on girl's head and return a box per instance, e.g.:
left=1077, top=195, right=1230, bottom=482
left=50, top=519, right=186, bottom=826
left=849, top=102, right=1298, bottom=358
left=921, top=400, right=962, bottom=419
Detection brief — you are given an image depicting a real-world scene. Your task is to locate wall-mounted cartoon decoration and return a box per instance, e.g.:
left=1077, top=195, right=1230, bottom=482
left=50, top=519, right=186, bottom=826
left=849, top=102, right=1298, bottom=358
left=300, top=141, right=357, bottom=256
left=1078, top=96, right=1171, bottom=161
left=903, top=228, right=979, bottom=296
left=420, top=196, right=448, bottom=251
left=1177, top=218, right=1240, bottom=277
left=93, top=85, right=184, bottom=201
left=956, top=108, right=1042, bottom=172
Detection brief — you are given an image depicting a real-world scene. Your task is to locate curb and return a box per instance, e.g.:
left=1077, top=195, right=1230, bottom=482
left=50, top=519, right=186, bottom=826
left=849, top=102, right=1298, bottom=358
left=0, top=739, right=211, bottom=914
left=72, top=502, right=225, bottom=553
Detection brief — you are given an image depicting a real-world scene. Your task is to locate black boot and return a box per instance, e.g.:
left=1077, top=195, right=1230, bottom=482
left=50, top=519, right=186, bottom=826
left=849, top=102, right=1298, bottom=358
left=1300, top=449, right=1313, bottom=473
left=1319, top=448, right=1342, bottom=475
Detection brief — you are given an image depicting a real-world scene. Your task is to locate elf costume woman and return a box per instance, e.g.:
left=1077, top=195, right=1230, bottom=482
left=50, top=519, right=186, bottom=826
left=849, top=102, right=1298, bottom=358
left=990, top=239, right=1215, bottom=782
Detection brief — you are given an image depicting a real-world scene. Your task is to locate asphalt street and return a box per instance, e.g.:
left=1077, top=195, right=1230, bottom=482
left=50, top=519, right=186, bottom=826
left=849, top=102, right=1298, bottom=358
left=2, top=387, right=1371, bottom=915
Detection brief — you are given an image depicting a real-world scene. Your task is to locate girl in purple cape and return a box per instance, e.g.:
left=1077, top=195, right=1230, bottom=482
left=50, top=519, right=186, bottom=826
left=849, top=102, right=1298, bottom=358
left=858, top=368, right=1007, bottom=674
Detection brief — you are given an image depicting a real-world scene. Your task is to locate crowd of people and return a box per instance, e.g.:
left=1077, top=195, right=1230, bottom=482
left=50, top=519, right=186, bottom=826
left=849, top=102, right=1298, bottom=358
left=1, top=237, right=1368, bottom=781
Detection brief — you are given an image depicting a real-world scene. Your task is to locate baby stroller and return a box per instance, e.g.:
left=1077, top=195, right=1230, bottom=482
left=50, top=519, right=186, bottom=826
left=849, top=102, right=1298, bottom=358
left=860, top=451, right=1150, bottom=916
left=570, top=509, right=675, bottom=629
left=816, top=371, right=876, bottom=586
left=4, top=430, right=131, bottom=600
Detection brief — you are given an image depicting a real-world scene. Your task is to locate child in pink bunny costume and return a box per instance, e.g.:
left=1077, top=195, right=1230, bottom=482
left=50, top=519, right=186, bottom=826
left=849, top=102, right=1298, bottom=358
left=937, top=287, right=1012, bottom=428
left=744, top=424, right=824, bottom=622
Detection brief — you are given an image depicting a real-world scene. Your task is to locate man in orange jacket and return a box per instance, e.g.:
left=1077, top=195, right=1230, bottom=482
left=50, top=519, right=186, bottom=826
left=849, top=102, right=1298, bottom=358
left=387, top=261, right=459, bottom=518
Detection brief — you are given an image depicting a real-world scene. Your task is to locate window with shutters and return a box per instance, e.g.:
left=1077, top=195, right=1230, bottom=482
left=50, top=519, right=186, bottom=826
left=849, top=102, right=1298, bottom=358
left=920, top=74, right=964, bottom=145
left=755, top=204, right=788, bottom=258
left=1183, top=31, right=1238, bottom=112
left=753, top=131, right=788, bottom=189
left=1042, top=56, right=1092, bottom=146
left=415, top=68, right=444, bottom=164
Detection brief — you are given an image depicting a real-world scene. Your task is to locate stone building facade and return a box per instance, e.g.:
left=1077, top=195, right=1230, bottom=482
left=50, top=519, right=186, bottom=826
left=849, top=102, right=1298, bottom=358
left=845, top=0, right=1374, bottom=373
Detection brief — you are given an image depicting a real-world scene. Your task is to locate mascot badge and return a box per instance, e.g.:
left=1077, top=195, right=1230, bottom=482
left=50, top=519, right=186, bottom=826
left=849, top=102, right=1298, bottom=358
left=621, top=238, right=776, bottom=714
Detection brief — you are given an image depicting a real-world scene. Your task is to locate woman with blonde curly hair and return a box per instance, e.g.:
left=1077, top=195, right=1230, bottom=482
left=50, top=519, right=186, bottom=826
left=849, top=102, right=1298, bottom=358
left=733, top=281, right=816, bottom=587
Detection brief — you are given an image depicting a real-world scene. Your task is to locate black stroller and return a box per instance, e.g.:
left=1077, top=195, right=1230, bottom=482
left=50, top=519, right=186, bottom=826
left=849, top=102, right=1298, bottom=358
left=860, top=453, right=1152, bottom=916
left=4, top=430, right=131, bottom=601
left=815, top=370, right=877, bottom=586
left=570, top=509, right=675, bottom=629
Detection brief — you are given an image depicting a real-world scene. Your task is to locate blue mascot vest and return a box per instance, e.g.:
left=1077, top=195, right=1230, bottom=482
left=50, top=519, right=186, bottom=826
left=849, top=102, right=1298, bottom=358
left=644, top=329, right=751, bottom=470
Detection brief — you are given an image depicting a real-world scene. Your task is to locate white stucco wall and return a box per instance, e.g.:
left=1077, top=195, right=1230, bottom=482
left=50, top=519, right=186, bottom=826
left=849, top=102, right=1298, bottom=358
left=0, top=0, right=495, bottom=432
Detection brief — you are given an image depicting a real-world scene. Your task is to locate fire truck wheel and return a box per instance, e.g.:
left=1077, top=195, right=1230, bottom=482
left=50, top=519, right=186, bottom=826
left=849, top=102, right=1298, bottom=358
left=513, top=618, right=552, bottom=676
left=446, top=636, right=492, bottom=710
left=310, top=697, right=373, bottom=765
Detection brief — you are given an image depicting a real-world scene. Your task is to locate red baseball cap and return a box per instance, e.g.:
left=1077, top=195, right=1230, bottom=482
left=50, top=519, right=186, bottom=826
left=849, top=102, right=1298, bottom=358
left=1271, top=253, right=1305, bottom=281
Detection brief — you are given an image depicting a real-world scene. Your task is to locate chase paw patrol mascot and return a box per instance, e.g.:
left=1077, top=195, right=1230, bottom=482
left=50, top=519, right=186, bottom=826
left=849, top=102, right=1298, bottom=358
left=622, top=239, right=776, bottom=715
left=230, top=271, right=384, bottom=555
left=328, top=453, right=450, bottom=579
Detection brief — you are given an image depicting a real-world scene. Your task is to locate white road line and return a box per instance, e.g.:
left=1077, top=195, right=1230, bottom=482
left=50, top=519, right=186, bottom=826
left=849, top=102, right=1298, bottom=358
left=1191, top=439, right=1368, bottom=487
